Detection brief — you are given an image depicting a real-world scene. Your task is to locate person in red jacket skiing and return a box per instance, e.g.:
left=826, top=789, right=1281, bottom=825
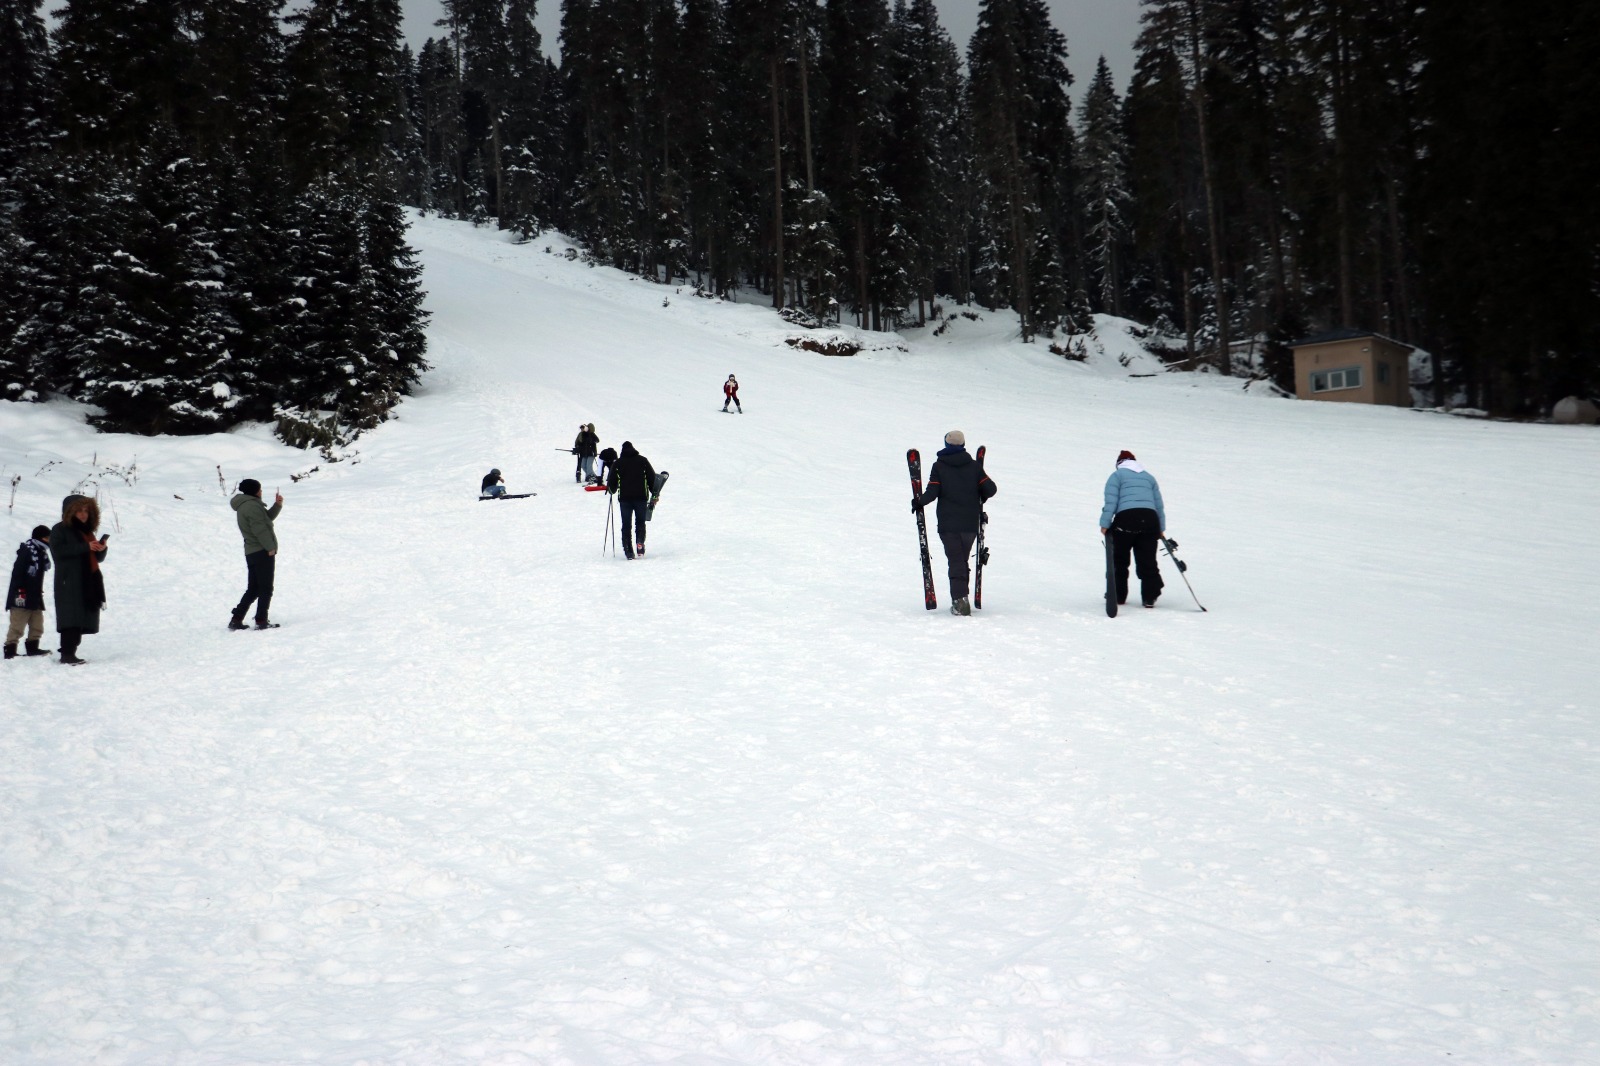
left=722, top=374, right=742, bottom=413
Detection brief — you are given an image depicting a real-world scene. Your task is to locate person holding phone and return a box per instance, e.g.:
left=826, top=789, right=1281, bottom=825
left=49, top=494, right=109, bottom=665
left=229, top=479, right=283, bottom=631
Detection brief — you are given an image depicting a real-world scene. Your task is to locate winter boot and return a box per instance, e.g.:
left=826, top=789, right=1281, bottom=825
left=254, top=619, right=281, bottom=630
left=228, top=609, right=249, bottom=631
left=3, top=643, right=15, bottom=660
left=636, top=543, right=645, bottom=557
left=59, top=651, right=86, bottom=665
left=24, top=639, right=49, bottom=656
left=949, top=596, right=972, bottom=616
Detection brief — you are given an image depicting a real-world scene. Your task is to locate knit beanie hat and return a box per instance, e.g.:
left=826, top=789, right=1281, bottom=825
left=238, top=478, right=261, bottom=496
left=1116, top=450, right=1137, bottom=465
left=944, top=430, right=965, bottom=447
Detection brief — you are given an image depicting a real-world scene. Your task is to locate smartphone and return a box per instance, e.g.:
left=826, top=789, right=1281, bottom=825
left=99, top=534, right=110, bottom=543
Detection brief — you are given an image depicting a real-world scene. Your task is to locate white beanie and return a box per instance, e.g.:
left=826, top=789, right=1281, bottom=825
left=944, top=429, right=965, bottom=447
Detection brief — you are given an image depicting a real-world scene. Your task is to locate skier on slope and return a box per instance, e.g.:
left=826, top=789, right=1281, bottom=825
left=481, top=469, right=507, bottom=498
left=722, top=375, right=742, bottom=413
left=606, top=441, right=660, bottom=560
left=1099, top=449, right=1166, bottom=608
left=912, top=430, right=996, bottom=616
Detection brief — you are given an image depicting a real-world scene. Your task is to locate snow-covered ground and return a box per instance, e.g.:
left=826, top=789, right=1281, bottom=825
left=3, top=215, right=1598, bottom=1065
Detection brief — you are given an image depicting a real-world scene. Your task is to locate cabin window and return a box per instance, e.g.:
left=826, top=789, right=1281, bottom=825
left=1377, top=361, right=1390, bottom=384
left=1311, top=366, right=1363, bottom=392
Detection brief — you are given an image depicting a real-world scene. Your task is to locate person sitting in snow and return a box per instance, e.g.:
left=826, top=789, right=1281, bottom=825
left=912, top=430, right=996, bottom=616
left=5, top=525, right=52, bottom=659
left=481, top=468, right=507, bottom=498
left=1099, top=449, right=1167, bottom=608
left=722, top=374, right=742, bottom=413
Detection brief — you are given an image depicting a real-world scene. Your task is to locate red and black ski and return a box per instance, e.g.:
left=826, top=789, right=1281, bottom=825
left=908, top=449, right=937, bottom=611
left=974, top=444, right=988, bottom=609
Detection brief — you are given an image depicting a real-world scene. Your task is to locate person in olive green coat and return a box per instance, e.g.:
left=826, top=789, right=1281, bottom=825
left=229, top=479, right=283, bottom=630
left=49, top=494, right=109, bottom=665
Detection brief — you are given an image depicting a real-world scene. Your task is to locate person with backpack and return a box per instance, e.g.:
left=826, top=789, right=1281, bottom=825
left=1099, top=449, right=1167, bottom=608
left=722, top=375, right=741, bottom=413
left=912, top=430, right=996, bottom=616
left=5, top=525, right=52, bottom=659
left=606, top=441, right=660, bottom=560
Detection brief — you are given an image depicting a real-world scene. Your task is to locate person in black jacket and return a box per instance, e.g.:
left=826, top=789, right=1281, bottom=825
left=914, top=430, right=996, bottom=615
left=606, top=441, right=660, bottom=559
left=5, top=525, right=52, bottom=659
left=573, top=424, right=600, bottom=483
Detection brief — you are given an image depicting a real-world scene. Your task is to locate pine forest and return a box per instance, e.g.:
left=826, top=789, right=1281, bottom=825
left=2, top=0, right=1596, bottom=434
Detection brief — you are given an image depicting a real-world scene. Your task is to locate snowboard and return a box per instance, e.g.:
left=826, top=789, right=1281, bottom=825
left=1104, top=533, right=1118, bottom=617
left=646, top=471, right=670, bottom=520
left=480, top=492, right=536, bottom=501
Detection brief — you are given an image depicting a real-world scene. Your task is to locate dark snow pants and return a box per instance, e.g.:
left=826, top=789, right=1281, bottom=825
left=620, top=500, right=648, bottom=556
left=1111, top=508, right=1163, bottom=605
left=235, top=550, right=276, bottom=623
left=939, top=530, right=978, bottom=600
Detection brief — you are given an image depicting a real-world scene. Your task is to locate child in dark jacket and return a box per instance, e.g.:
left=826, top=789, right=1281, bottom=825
left=5, top=525, right=52, bottom=658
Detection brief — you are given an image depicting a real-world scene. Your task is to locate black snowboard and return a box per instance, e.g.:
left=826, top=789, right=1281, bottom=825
left=646, top=471, right=669, bottom=520
left=1104, top=534, right=1118, bottom=617
left=480, top=493, right=536, bottom=501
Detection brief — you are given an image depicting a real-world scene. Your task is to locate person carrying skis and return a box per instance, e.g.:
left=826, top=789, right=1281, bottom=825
left=573, top=424, right=600, bottom=483
left=606, top=441, right=660, bottom=560
left=913, top=430, right=996, bottom=616
left=722, top=375, right=742, bottom=413
left=1099, top=449, right=1166, bottom=608
left=481, top=468, right=507, bottom=498
left=5, top=525, right=52, bottom=659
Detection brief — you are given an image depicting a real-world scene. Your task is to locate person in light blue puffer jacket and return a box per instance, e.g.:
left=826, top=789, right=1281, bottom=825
left=1099, top=450, right=1167, bottom=607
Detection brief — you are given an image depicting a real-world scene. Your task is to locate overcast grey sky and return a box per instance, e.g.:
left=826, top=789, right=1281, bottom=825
left=399, top=0, right=1144, bottom=95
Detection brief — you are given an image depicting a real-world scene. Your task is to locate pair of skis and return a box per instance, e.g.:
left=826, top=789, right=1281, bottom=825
left=907, top=446, right=988, bottom=613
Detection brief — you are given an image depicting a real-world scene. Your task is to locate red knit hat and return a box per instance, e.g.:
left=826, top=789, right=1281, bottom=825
left=1116, top=450, right=1137, bottom=464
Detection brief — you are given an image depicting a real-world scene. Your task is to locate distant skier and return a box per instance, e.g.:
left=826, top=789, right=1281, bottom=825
left=606, top=441, right=660, bottom=560
left=912, top=430, right=996, bottom=616
left=573, top=424, right=600, bottom=483
left=5, top=525, right=52, bottom=659
left=722, top=375, right=742, bottom=413
left=481, top=468, right=507, bottom=498
left=1099, top=450, right=1166, bottom=608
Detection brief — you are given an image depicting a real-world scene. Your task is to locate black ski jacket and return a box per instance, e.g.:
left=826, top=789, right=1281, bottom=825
left=918, top=446, right=996, bottom=533
left=9, top=537, right=50, bottom=611
left=574, top=429, right=599, bottom=457
left=607, top=443, right=659, bottom=501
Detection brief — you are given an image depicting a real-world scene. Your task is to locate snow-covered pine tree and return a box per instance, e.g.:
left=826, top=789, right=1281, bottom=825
left=1077, top=55, right=1131, bottom=319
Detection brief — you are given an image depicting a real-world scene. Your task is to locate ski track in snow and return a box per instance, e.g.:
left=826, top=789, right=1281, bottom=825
left=2, top=216, right=1598, bottom=1064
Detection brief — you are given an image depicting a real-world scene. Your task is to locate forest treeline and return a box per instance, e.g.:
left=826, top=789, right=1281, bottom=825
left=2, top=0, right=1596, bottom=429
left=0, top=0, right=429, bottom=438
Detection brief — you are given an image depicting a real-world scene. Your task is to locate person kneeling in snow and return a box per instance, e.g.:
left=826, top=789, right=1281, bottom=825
left=5, top=525, right=52, bottom=659
left=1099, top=450, right=1166, bottom=608
left=481, top=468, right=507, bottom=498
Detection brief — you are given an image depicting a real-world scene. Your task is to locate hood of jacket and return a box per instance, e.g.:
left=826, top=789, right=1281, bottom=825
left=936, top=445, right=971, bottom=464
left=230, top=492, right=262, bottom=514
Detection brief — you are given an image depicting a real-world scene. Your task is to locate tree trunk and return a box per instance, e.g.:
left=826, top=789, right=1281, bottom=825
left=770, top=54, right=785, bottom=311
left=1186, top=0, right=1228, bottom=370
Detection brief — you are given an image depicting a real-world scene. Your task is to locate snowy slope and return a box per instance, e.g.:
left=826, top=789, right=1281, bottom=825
left=2, top=215, right=1598, bottom=1065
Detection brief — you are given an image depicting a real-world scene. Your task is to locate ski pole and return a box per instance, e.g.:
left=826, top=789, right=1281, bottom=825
left=1161, top=537, right=1207, bottom=612
left=603, top=492, right=616, bottom=555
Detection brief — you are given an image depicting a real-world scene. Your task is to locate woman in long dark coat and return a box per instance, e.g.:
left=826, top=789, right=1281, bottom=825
left=49, top=494, right=108, bottom=665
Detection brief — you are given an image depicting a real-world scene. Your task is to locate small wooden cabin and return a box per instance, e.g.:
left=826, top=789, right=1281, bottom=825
left=1291, top=330, right=1414, bottom=407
